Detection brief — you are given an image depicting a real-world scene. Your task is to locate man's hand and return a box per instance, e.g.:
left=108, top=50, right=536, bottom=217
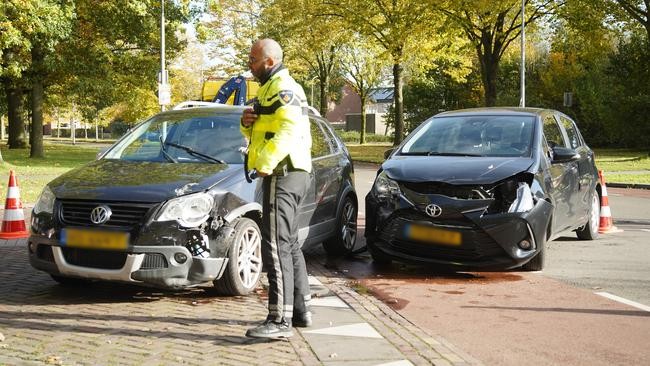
left=256, top=171, right=269, bottom=177
left=241, top=108, right=258, bottom=127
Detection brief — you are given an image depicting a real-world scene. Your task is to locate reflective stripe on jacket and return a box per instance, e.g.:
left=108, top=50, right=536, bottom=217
left=241, top=68, right=312, bottom=174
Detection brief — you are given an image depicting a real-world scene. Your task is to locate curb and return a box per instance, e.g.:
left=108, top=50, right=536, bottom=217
left=608, top=182, right=650, bottom=190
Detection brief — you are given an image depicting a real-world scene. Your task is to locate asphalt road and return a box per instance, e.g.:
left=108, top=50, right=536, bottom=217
left=346, top=163, right=650, bottom=366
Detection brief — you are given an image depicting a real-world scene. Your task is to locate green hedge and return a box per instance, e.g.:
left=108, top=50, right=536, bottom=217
left=336, top=130, right=393, bottom=143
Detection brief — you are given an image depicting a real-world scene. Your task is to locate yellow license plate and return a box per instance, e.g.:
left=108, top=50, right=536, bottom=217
left=62, top=228, right=129, bottom=250
left=406, top=225, right=462, bottom=246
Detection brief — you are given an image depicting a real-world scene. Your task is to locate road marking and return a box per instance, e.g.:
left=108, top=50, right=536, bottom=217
left=641, top=229, right=650, bottom=233
left=595, top=292, right=650, bottom=312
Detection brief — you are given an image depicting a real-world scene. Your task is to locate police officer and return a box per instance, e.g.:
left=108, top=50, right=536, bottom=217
left=241, top=39, right=313, bottom=339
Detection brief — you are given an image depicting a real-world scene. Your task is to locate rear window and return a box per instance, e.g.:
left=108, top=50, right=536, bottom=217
left=401, top=115, right=535, bottom=157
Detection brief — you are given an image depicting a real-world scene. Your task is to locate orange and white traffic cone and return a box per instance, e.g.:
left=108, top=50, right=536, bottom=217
left=598, top=170, right=620, bottom=234
left=0, top=170, right=30, bottom=239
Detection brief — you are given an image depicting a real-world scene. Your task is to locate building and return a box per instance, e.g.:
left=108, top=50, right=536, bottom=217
left=326, top=84, right=393, bottom=135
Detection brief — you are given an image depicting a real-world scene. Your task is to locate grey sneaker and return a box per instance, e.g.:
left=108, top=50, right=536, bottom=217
left=246, top=319, right=293, bottom=339
left=292, top=312, right=313, bottom=328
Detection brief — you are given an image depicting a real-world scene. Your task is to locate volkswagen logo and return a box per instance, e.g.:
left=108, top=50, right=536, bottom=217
left=90, top=205, right=112, bottom=225
left=425, top=204, right=442, bottom=218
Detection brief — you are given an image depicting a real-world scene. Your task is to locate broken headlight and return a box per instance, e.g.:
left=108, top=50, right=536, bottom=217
left=155, top=192, right=214, bottom=228
left=486, top=178, right=534, bottom=214
left=372, top=171, right=400, bottom=201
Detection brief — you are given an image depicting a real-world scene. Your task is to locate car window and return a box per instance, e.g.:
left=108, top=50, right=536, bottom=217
left=317, top=120, right=341, bottom=154
left=310, top=119, right=333, bottom=158
left=542, top=115, right=566, bottom=148
left=400, top=115, right=534, bottom=157
left=559, top=116, right=582, bottom=149
left=105, top=112, right=246, bottom=164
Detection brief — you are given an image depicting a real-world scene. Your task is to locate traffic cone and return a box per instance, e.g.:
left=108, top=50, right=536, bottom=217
left=597, top=170, right=620, bottom=234
left=0, top=170, right=30, bottom=239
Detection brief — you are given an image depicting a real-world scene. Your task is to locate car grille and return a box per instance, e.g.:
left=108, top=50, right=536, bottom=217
left=62, top=248, right=127, bottom=270
left=400, top=181, right=489, bottom=199
left=58, top=200, right=156, bottom=229
left=380, top=214, right=505, bottom=261
left=140, top=253, right=168, bottom=269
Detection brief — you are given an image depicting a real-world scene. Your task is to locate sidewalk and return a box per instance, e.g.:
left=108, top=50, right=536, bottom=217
left=0, top=239, right=478, bottom=366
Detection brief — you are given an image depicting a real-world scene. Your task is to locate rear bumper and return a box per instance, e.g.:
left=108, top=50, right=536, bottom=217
left=28, top=236, right=228, bottom=289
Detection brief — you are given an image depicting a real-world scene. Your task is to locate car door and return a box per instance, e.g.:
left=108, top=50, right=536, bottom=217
left=558, top=114, right=596, bottom=225
left=313, top=118, right=343, bottom=224
left=542, top=113, right=580, bottom=232
left=297, top=118, right=339, bottom=242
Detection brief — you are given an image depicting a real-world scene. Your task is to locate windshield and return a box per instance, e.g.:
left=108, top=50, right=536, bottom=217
left=401, top=115, right=535, bottom=157
left=104, top=111, right=245, bottom=164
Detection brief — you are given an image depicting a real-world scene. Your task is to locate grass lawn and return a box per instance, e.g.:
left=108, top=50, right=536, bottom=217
left=0, top=142, right=106, bottom=204
left=0, top=142, right=646, bottom=205
left=347, top=143, right=650, bottom=184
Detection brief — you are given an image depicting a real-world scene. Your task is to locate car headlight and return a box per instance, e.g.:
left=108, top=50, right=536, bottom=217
left=155, top=192, right=214, bottom=228
left=372, top=171, right=401, bottom=201
left=33, top=186, right=55, bottom=214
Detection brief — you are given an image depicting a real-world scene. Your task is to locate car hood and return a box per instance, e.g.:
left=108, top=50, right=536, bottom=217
left=49, top=160, right=241, bottom=202
left=383, top=156, right=534, bottom=185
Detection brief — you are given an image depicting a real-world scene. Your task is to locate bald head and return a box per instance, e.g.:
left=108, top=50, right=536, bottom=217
left=252, top=38, right=283, bottom=64
left=248, top=38, right=284, bottom=81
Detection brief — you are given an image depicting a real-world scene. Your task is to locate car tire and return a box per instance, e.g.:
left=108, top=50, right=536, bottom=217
left=368, top=242, right=392, bottom=266
left=323, top=195, right=358, bottom=256
left=213, top=217, right=262, bottom=296
left=576, top=189, right=600, bottom=240
left=50, top=274, right=90, bottom=286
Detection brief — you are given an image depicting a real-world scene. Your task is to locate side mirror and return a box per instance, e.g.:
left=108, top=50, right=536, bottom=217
left=552, top=146, right=580, bottom=163
left=384, top=147, right=396, bottom=160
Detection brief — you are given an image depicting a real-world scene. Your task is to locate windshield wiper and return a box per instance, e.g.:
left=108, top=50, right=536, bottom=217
left=427, top=152, right=484, bottom=157
left=164, top=141, right=226, bottom=164
left=159, top=135, right=178, bottom=163
left=401, top=151, right=484, bottom=157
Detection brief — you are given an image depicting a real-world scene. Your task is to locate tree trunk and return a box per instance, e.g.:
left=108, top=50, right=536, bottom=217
left=478, top=47, right=499, bottom=107
left=359, top=94, right=367, bottom=145
left=4, top=79, right=28, bottom=149
left=319, top=74, right=328, bottom=117
left=393, top=62, right=404, bottom=145
left=30, top=81, right=44, bottom=158
left=30, top=45, right=45, bottom=158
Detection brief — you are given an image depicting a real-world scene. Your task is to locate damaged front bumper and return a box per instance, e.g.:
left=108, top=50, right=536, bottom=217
left=28, top=236, right=229, bottom=289
left=365, top=185, right=553, bottom=270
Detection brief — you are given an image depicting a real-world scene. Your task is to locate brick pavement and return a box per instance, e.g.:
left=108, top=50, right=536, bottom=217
left=0, top=239, right=478, bottom=366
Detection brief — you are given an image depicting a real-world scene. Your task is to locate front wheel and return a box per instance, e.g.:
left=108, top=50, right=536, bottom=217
left=576, top=189, right=600, bottom=240
left=323, top=196, right=358, bottom=256
left=213, top=217, right=262, bottom=296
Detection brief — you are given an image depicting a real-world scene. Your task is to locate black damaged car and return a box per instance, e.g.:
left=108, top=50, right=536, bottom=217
left=29, top=103, right=357, bottom=295
left=365, top=108, right=600, bottom=271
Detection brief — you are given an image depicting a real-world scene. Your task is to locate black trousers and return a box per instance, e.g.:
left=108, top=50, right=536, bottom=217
left=261, top=171, right=311, bottom=322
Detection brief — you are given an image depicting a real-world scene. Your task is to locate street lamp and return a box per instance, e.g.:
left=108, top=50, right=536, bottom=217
left=520, top=0, right=526, bottom=108
left=158, top=0, right=170, bottom=111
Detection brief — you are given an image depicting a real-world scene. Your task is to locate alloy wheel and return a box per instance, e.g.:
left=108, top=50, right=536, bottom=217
left=237, top=227, right=262, bottom=289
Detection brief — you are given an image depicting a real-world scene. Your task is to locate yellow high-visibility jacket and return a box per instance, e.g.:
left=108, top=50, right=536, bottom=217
left=241, top=67, right=312, bottom=174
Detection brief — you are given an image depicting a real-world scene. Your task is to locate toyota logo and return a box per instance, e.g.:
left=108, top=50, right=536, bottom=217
left=425, top=204, right=442, bottom=218
left=90, top=205, right=112, bottom=225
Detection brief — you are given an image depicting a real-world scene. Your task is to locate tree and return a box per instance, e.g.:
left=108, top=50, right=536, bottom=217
left=199, top=0, right=265, bottom=75
left=339, top=35, right=389, bottom=144
left=439, top=0, right=560, bottom=107
left=323, top=0, right=449, bottom=145
left=258, top=0, right=349, bottom=116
